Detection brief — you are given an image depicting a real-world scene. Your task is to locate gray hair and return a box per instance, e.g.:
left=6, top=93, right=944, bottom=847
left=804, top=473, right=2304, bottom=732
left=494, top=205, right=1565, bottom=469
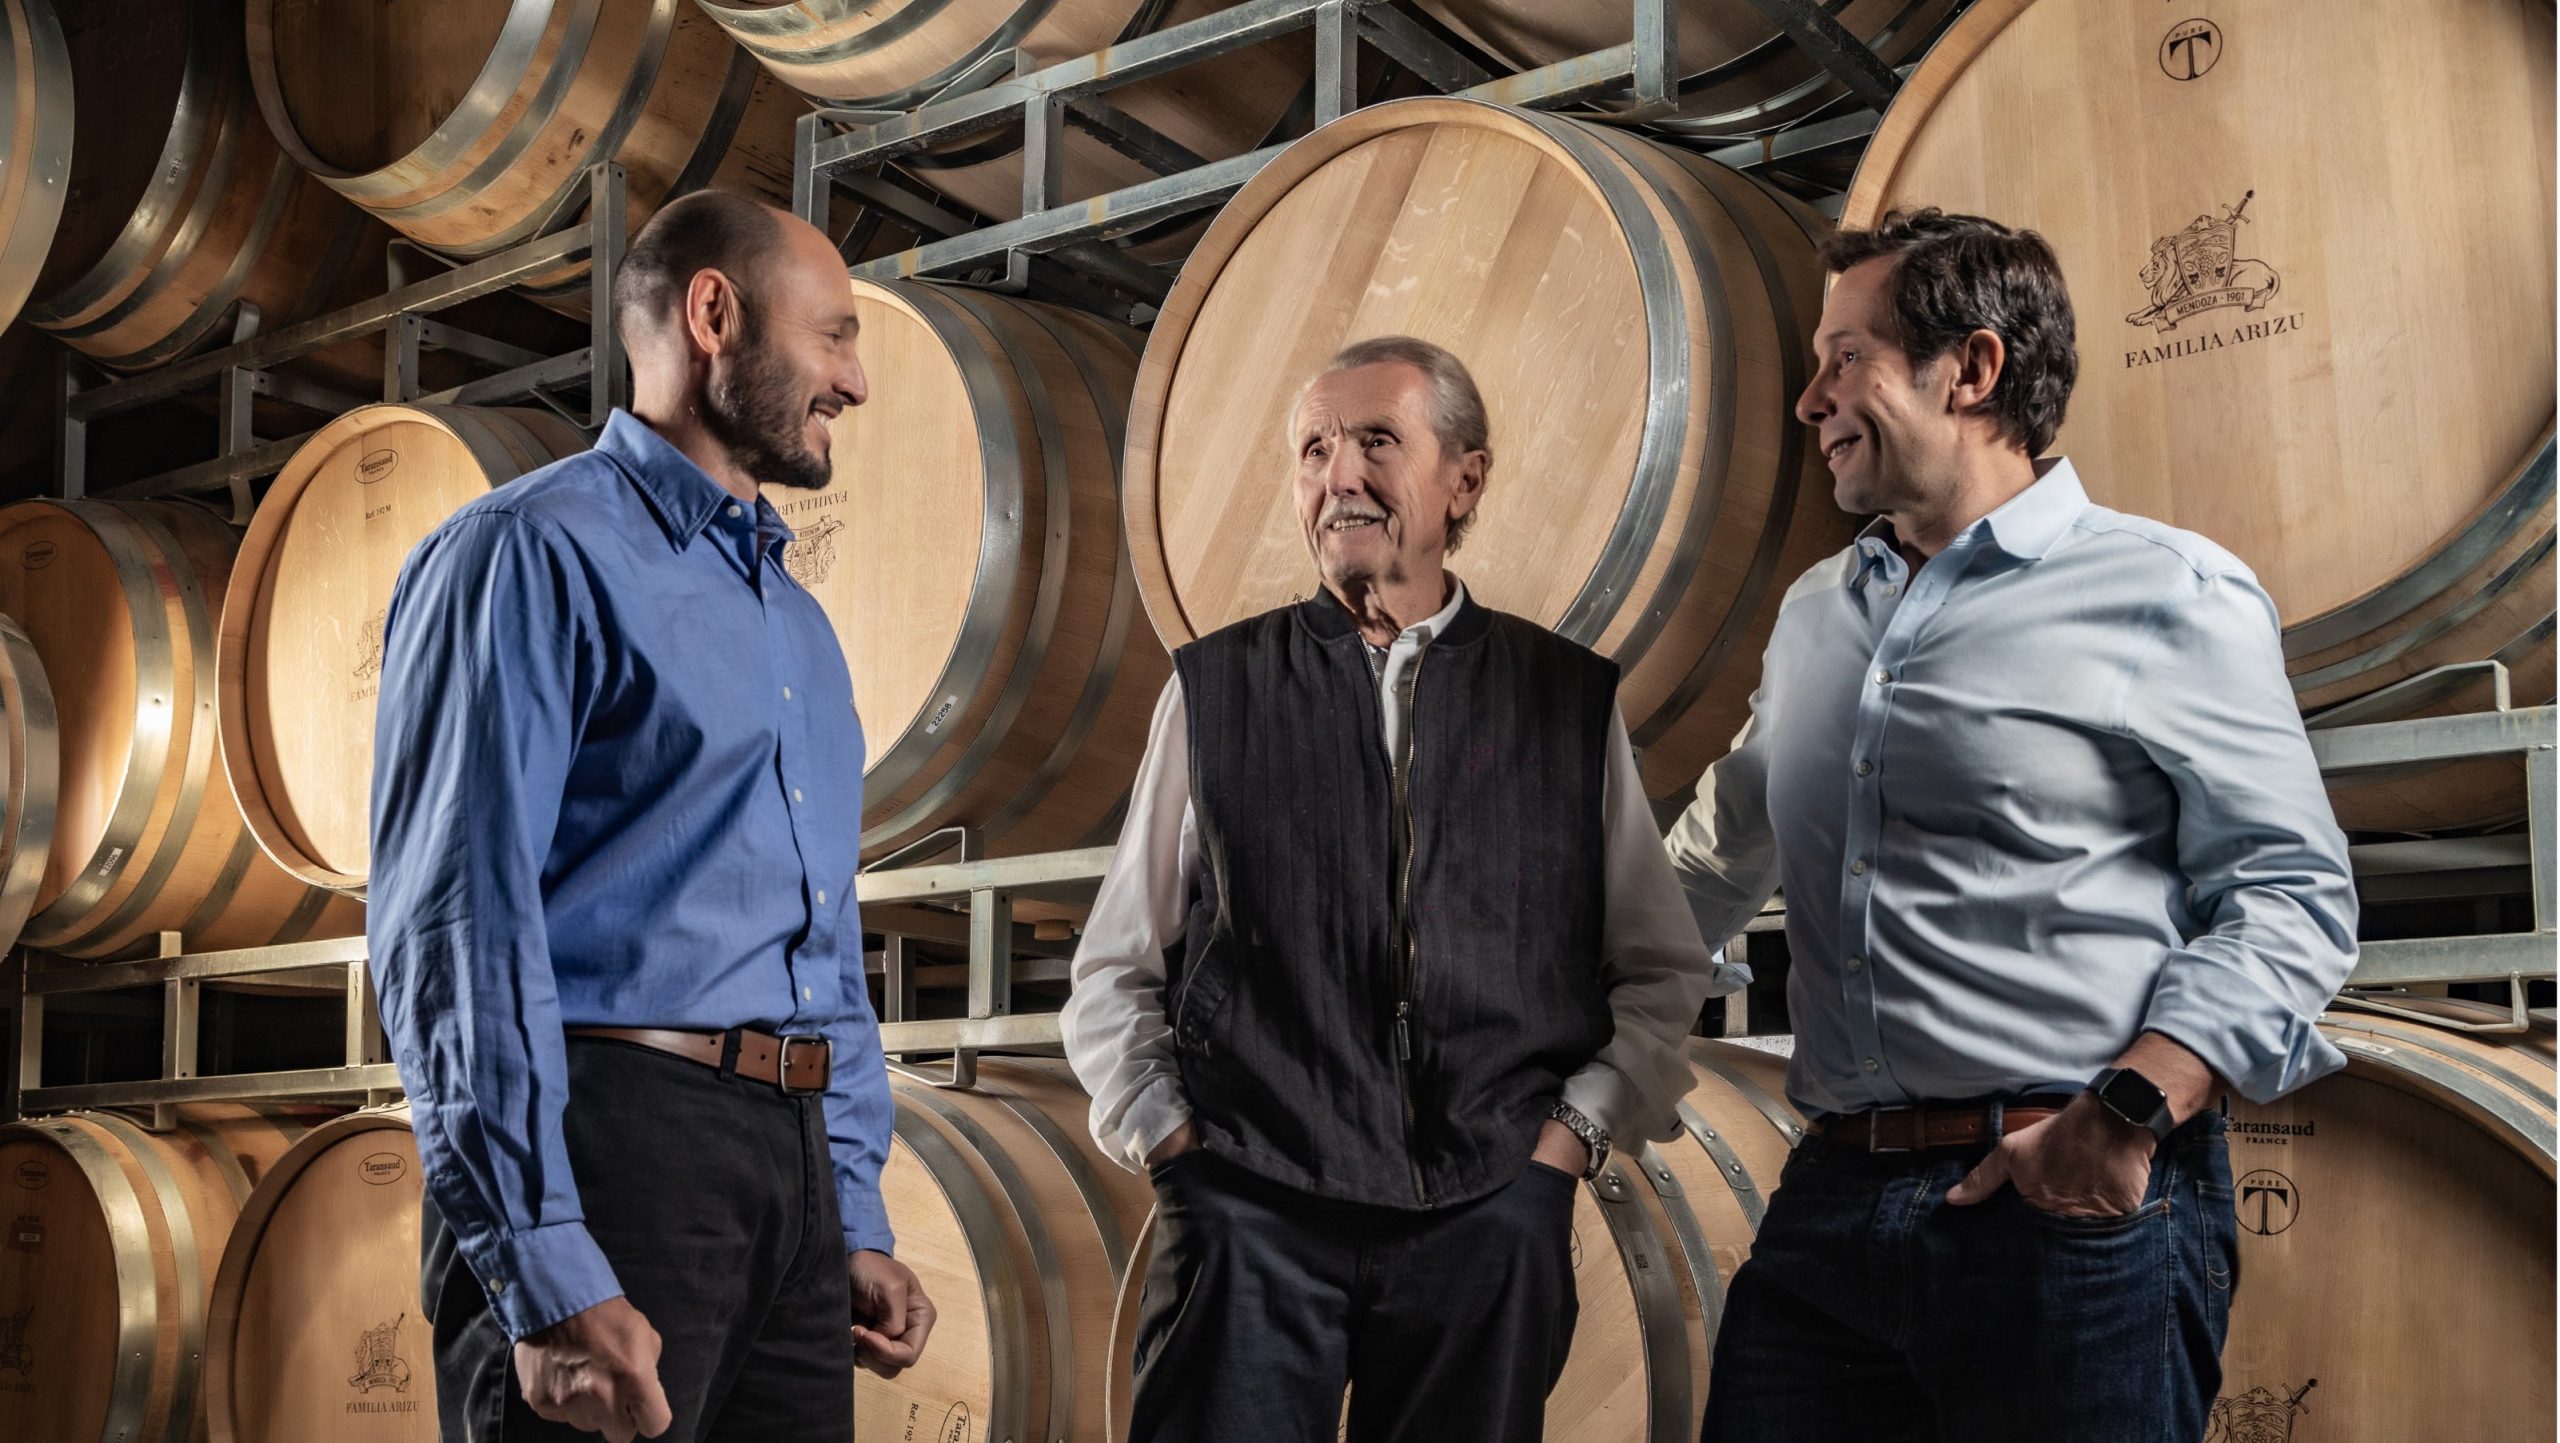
left=1292, top=334, right=1493, bottom=550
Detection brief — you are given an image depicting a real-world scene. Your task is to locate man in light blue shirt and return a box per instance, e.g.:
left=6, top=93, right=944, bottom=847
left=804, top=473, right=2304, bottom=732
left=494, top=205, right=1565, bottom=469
left=1670, top=209, right=2357, bottom=1442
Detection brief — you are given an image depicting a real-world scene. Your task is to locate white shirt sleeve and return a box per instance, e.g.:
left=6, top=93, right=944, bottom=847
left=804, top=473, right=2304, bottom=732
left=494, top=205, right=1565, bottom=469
left=1059, top=677, right=1199, bottom=1172
left=1560, top=707, right=1754, bottom=1148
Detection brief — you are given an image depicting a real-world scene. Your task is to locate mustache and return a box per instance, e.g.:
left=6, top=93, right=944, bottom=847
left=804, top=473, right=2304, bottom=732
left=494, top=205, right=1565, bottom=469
left=1318, top=501, right=1388, bottom=528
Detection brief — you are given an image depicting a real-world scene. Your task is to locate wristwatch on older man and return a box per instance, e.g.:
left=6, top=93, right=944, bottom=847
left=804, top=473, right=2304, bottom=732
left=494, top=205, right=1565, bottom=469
left=1549, top=1101, right=1612, bottom=1180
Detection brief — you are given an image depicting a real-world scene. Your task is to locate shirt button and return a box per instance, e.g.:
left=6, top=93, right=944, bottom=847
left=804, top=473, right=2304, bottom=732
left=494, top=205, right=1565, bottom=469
left=727, top=503, right=744, bottom=518
left=487, top=1276, right=506, bottom=1295
left=1856, top=760, right=1874, bottom=777
left=782, top=686, right=793, bottom=700
left=816, top=889, right=827, bottom=906
left=1863, top=1058, right=1880, bottom=1073
left=1884, top=584, right=1899, bottom=597
left=792, top=787, right=804, bottom=803
left=1850, top=859, right=1869, bottom=876
left=1874, top=669, right=1893, bottom=686
left=803, top=986, right=813, bottom=1001
left=1846, top=955, right=1865, bottom=972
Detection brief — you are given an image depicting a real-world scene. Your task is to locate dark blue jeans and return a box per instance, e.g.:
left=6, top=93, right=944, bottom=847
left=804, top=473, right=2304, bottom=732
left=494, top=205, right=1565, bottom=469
left=1701, top=1111, right=2237, bottom=1443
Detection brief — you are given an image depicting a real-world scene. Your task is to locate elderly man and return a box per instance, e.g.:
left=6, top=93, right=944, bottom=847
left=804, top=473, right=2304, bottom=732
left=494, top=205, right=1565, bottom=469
left=1062, top=335, right=1737, bottom=1443
left=371, top=191, right=934, bottom=1443
left=1670, top=210, right=2359, bottom=1442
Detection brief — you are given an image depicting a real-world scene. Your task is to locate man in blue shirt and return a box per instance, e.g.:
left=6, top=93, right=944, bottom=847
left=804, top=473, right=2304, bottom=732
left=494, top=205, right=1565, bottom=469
left=1670, top=211, right=2358, bottom=1441
left=371, top=191, right=934, bottom=1442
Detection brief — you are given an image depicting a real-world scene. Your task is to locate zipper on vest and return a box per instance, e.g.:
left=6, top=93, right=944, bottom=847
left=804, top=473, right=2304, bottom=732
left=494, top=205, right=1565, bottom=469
left=1392, top=646, right=1427, bottom=1205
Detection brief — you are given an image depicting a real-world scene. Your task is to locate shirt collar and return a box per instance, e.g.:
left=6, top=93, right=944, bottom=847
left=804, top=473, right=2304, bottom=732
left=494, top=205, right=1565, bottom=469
left=597, top=410, right=761, bottom=551
left=1845, top=456, right=2088, bottom=590
left=1336, top=574, right=1468, bottom=647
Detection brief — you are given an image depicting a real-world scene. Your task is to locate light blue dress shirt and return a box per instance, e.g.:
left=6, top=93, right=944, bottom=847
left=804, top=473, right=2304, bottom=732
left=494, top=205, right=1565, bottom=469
left=1668, top=459, right=2358, bottom=1117
left=368, top=410, right=892, bottom=1341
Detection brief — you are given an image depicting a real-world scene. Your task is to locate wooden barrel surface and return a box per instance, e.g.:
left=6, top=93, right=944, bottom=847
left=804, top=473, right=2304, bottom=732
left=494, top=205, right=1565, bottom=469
left=245, top=0, right=808, bottom=295
left=2217, top=999, right=2555, bottom=1441
left=206, top=1107, right=432, bottom=1443
left=0, top=498, right=362, bottom=958
left=0, top=613, right=56, bottom=955
left=23, top=0, right=383, bottom=373
left=1840, top=0, right=2557, bottom=830
left=870, top=1057, right=1154, bottom=1443
left=1416, top=0, right=1962, bottom=138
left=0, top=0, right=71, bottom=333
left=0, top=1104, right=330, bottom=1443
left=218, top=404, right=593, bottom=897
left=1126, top=96, right=1853, bottom=798
left=696, top=0, right=1308, bottom=249
left=781, top=280, right=1168, bottom=860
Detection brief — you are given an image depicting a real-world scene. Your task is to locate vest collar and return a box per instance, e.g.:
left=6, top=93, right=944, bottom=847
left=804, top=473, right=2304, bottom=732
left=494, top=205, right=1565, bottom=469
left=1293, top=579, right=1493, bottom=650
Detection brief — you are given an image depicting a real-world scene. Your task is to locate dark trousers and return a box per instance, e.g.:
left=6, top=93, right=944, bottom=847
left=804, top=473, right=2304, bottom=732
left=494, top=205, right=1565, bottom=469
left=1701, top=1110, right=2238, bottom=1443
left=421, top=1037, right=855, bottom=1442
left=1130, top=1149, right=1580, bottom=1443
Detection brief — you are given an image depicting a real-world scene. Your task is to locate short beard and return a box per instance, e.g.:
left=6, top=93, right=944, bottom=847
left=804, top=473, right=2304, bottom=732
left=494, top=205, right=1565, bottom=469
left=701, top=305, right=831, bottom=491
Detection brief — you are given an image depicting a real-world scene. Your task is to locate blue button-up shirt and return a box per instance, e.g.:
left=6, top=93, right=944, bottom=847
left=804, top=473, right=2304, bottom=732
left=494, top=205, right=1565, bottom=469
left=369, top=410, right=891, bottom=1341
left=1668, top=459, right=2358, bottom=1116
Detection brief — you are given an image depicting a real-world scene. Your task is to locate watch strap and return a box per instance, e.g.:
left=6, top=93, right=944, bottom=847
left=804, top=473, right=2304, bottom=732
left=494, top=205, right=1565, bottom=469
left=1550, top=1101, right=1611, bottom=1180
left=2089, top=1066, right=2177, bottom=1143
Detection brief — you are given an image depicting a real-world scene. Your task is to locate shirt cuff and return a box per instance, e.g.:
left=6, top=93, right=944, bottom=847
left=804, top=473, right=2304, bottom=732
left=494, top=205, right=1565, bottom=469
left=841, top=1187, right=897, bottom=1259
left=470, top=1220, right=624, bottom=1342
left=1114, top=1076, right=1195, bottom=1172
left=2141, top=960, right=2347, bottom=1104
left=1562, top=1062, right=1649, bottom=1148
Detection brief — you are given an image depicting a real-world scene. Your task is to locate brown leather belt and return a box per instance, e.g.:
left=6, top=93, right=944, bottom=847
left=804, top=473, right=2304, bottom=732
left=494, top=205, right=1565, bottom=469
left=564, top=1026, right=831, bottom=1095
left=1813, top=1100, right=2072, bottom=1153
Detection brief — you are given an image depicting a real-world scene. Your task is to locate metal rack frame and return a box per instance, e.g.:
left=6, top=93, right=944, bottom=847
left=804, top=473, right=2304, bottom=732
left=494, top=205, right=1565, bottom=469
left=791, top=0, right=1903, bottom=313
left=8, top=704, right=2546, bottom=1116
left=50, top=164, right=633, bottom=513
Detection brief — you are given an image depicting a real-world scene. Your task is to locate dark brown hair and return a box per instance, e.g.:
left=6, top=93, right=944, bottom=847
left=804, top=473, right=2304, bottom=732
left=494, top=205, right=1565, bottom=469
left=1821, top=208, right=2078, bottom=456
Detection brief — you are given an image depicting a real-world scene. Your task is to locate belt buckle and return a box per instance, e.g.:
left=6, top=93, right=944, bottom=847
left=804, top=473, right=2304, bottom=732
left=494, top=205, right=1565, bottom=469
left=1866, top=1105, right=1920, bottom=1154
left=776, top=1035, right=830, bottom=1096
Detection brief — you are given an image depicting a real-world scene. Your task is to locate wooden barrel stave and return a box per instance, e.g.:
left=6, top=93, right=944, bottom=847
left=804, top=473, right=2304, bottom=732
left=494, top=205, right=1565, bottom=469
left=783, top=279, right=1169, bottom=861
left=0, top=1104, right=328, bottom=1443
left=0, top=0, right=73, bottom=333
left=1838, top=0, right=2557, bottom=830
left=206, top=1107, right=433, bottom=1443
left=0, top=614, right=56, bottom=955
left=218, top=404, right=592, bottom=897
left=1124, top=96, right=1850, bottom=800
left=0, top=498, right=362, bottom=958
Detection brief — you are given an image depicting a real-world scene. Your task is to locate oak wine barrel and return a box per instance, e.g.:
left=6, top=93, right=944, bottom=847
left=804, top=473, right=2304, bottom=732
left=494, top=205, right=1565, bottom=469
left=1839, top=0, right=2557, bottom=831
left=244, top=0, right=814, bottom=304
left=0, top=498, right=363, bottom=958
left=2216, top=997, right=2555, bottom=1441
left=871, top=1057, right=1155, bottom=1443
left=0, top=1105, right=331, bottom=1443
left=1125, top=96, right=1854, bottom=799
left=0, top=0, right=70, bottom=333
left=782, top=279, right=1169, bottom=860
left=1416, top=0, right=1961, bottom=139
left=218, top=404, right=594, bottom=897
left=693, top=0, right=1311, bottom=254
left=0, top=614, right=55, bottom=955
left=23, top=0, right=384, bottom=373
left=206, top=1107, right=432, bottom=1443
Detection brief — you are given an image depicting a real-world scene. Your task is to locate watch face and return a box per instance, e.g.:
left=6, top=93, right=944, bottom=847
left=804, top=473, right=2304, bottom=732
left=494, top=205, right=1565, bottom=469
left=2101, top=1069, right=2168, bottom=1120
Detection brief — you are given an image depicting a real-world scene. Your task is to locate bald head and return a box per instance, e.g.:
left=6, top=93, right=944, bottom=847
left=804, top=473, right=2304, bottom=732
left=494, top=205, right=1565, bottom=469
left=614, top=190, right=790, bottom=345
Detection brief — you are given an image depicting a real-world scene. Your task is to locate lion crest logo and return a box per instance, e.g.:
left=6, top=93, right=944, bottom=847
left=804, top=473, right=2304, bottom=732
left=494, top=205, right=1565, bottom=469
left=0, top=1304, right=32, bottom=1373
left=348, top=1313, right=414, bottom=1394
left=352, top=609, right=388, bottom=683
left=2207, top=1378, right=2317, bottom=1443
left=2127, top=190, right=2281, bottom=334
left=784, top=516, right=847, bottom=589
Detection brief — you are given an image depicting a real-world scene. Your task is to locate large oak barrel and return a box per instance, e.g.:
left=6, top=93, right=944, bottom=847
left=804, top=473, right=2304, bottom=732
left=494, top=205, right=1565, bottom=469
left=217, top=404, right=594, bottom=897
left=0, top=0, right=71, bottom=333
left=2218, top=997, right=2555, bottom=1441
left=1125, top=97, right=1852, bottom=799
left=244, top=0, right=809, bottom=299
left=694, top=0, right=1309, bottom=249
left=871, top=1057, right=1154, bottom=1443
left=1840, top=0, right=2557, bottom=831
left=206, top=1107, right=433, bottom=1443
left=0, top=614, right=56, bottom=954
left=1416, top=0, right=1961, bottom=138
left=0, top=1104, right=332, bottom=1443
left=23, top=0, right=384, bottom=373
left=782, top=280, right=1169, bottom=860
left=0, top=498, right=362, bottom=958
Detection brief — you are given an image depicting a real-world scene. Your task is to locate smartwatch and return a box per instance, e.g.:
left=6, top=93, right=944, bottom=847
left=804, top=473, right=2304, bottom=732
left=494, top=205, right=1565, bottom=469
left=1549, top=1101, right=1612, bottom=1180
left=2088, top=1066, right=2177, bottom=1143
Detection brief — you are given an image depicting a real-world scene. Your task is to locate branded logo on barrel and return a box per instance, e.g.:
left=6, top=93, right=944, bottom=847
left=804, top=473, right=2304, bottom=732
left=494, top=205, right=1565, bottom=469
left=18, top=541, right=52, bottom=572
left=2209, top=1377, right=2317, bottom=1443
left=353, top=608, right=388, bottom=689
left=2124, top=191, right=2307, bottom=369
left=0, top=1304, right=32, bottom=1378
left=358, top=1151, right=407, bottom=1186
left=785, top=516, right=846, bottom=588
left=2159, top=18, right=2223, bottom=81
left=357, top=449, right=399, bottom=485
left=2235, top=1168, right=2299, bottom=1236
left=346, top=1313, right=417, bottom=1410
left=11, top=1160, right=44, bottom=1190
left=6, top=1212, right=40, bottom=1255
